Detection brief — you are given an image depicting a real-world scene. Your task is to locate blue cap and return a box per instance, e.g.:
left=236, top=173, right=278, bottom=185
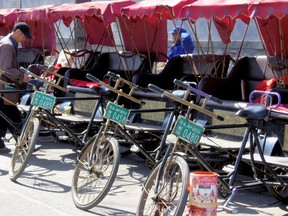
left=170, top=27, right=187, bottom=34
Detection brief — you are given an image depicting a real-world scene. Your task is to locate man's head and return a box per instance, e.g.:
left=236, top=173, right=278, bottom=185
left=171, top=27, right=187, bottom=35
left=171, top=27, right=187, bottom=43
left=11, top=22, right=33, bottom=43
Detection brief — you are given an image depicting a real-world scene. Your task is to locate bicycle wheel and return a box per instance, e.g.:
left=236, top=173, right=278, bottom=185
left=71, top=135, right=120, bottom=210
left=9, top=117, right=40, bottom=181
left=266, top=167, right=288, bottom=204
left=137, top=155, right=189, bottom=216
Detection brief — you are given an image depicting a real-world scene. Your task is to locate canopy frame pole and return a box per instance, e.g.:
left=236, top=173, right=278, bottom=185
left=236, top=20, right=250, bottom=61
left=120, top=17, right=159, bottom=77
left=115, top=17, right=125, bottom=52
left=40, top=22, right=46, bottom=61
left=278, top=19, right=287, bottom=87
left=107, top=19, right=133, bottom=81
left=122, top=17, right=141, bottom=55
left=189, top=20, right=205, bottom=56
left=207, top=20, right=216, bottom=77
left=218, top=18, right=232, bottom=78
left=54, top=20, right=76, bottom=67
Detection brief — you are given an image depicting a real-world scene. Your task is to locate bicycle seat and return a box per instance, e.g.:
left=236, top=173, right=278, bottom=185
left=236, top=104, right=268, bottom=119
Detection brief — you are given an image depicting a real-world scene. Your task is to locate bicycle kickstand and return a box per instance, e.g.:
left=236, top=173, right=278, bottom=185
left=219, top=188, right=239, bottom=214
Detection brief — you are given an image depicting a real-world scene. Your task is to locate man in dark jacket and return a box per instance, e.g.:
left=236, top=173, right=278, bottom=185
left=0, top=22, right=32, bottom=152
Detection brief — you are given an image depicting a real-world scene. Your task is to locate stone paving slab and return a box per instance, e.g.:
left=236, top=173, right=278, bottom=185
left=0, top=135, right=287, bottom=215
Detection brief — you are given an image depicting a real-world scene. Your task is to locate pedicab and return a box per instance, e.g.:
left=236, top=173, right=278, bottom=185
left=6, top=0, right=138, bottom=181
left=179, top=0, right=288, bottom=212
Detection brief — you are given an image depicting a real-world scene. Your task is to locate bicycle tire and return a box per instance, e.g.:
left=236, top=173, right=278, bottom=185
left=266, top=167, right=288, bottom=204
left=9, top=117, right=40, bottom=181
left=137, top=155, right=189, bottom=216
left=71, top=135, right=120, bottom=210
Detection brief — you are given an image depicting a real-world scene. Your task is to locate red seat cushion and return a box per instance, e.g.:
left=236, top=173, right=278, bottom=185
left=70, top=79, right=100, bottom=88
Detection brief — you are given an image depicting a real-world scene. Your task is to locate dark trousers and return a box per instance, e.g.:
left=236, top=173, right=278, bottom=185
left=0, top=99, right=22, bottom=147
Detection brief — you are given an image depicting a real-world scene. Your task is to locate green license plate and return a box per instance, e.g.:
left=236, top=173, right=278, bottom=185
left=172, top=115, right=204, bottom=144
left=31, top=91, right=56, bottom=111
left=104, top=101, right=130, bottom=125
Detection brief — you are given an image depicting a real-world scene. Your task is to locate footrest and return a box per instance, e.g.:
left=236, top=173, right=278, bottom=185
left=242, top=153, right=288, bottom=168
left=199, top=136, right=245, bottom=150
left=56, top=114, right=103, bottom=123
left=124, top=122, right=165, bottom=132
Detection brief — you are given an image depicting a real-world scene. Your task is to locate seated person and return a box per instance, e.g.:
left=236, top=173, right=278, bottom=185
left=167, top=27, right=194, bottom=59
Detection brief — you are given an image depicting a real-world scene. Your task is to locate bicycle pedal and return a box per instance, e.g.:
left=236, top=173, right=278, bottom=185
left=222, top=164, right=235, bottom=173
left=57, top=135, right=69, bottom=141
left=33, top=145, right=42, bottom=152
left=130, top=144, right=140, bottom=153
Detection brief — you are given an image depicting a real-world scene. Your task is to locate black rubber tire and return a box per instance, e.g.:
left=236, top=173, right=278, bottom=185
left=137, top=155, right=189, bottom=216
left=9, top=117, right=40, bottom=181
left=71, top=135, right=120, bottom=210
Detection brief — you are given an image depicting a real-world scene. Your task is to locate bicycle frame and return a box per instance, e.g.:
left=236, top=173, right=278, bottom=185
left=71, top=72, right=185, bottom=210
left=8, top=66, right=107, bottom=181
left=134, top=80, right=223, bottom=215
left=84, top=72, right=174, bottom=166
left=142, top=80, right=287, bottom=214
left=0, top=87, right=37, bottom=142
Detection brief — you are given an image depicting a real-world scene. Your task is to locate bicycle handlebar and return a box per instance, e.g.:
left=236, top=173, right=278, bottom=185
left=36, top=64, right=71, bottom=83
left=148, top=83, right=224, bottom=121
left=19, top=67, right=30, bottom=75
left=106, top=71, right=119, bottom=80
left=86, top=73, right=100, bottom=83
left=174, top=79, right=223, bottom=104
left=86, top=73, right=145, bottom=105
left=249, top=90, right=281, bottom=109
left=36, top=64, right=48, bottom=71
left=148, top=84, right=165, bottom=95
left=107, top=71, right=138, bottom=88
left=19, top=67, right=69, bottom=93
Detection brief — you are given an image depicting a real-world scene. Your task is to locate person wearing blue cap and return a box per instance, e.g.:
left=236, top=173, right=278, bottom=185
left=0, top=22, right=32, bottom=153
left=167, top=27, right=194, bottom=59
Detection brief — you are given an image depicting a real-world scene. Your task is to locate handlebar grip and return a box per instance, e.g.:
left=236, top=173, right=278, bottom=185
left=107, top=71, right=138, bottom=88
left=148, top=84, right=165, bottom=94
left=86, top=73, right=100, bottom=83
left=216, top=115, right=224, bottom=121
left=107, top=71, right=120, bottom=80
left=173, top=79, right=223, bottom=104
left=174, top=79, right=189, bottom=89
left=189, top=85, right=223, bottom=104
left=20, top=67, right=30, bottom=75
left=36, top=64, right=47, bottom=70
left=210, top=96, right=223, bottom=105
left=66, top=85, right=96, bottom=94
left=37, top=64, right=55, bottom=73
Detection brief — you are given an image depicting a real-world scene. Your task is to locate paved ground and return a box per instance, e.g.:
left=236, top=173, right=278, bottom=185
left=0, top=134, right=288, bottom=215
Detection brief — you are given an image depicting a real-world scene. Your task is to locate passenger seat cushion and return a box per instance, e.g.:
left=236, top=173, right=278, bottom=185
left=70, top=79, right=100, bottom=88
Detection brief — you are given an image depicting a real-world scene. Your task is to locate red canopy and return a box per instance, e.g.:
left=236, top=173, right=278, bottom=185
left=17, top=5, right=54, bottom=24
left=179, top=0, right=251, bottom=23
left=121, top=0, right=195, bottom=21
left=48, top=0, right=135, bottom=46
left=248, top=0, right=288, bottom=57
left=248, top=0, right=288, bottom=20
left=16, top=5, right=57, bottom=53
left=48, top=3, right=100, bottom=25
left=179, top=0, right=252, bottom=44
left=0, top=7, right=56, bottom=53
left=0, top=8, right=18, bottom=35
